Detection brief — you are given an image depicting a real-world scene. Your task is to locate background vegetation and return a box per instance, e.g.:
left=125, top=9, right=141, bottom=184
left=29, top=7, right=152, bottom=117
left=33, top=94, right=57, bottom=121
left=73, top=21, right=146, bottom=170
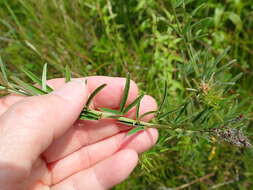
left=0, top=0, right=253, bottom=189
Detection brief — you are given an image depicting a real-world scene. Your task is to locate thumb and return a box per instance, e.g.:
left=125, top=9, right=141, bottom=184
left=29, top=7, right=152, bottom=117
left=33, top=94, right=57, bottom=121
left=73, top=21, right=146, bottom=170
left=0, top=80, right=88, bottom=171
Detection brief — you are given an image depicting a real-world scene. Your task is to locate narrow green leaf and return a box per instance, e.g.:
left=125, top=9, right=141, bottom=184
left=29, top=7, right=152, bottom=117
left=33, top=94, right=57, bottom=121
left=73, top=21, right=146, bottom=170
left=230, top=72, right=243, bottom=82
left=4, top=1, right=22, bottom=32
left=65, top=65, right=71, bottom=82
left=99, top=108, right=123, bottom=115
left=182, top=19, right=193, bottom=35
left=166, top=22, right=180, bottom=36
left=80, top=113, right=99, bottom=119
left=192, top=107, right=212, bottom=123
left=174, top=102, right=188, bottom=122
left=119, top=74, right=130, bottom=112
left=136, top=95, right=142, bottom=120
left=21, top=67, right=53, bottom=92
left=81, top=110, right=100, bottom=118
left=79, top=110, right=100, bottom=120
left=157, top=107, right=180, bottom=120
left=192, top=3, right=206, bottom=16
left=7, top=88, right=30, bottom=96
left=158, top=80, right=168, bottom=112
left=0, top=84, right=29, bottom=96
left=22, top=67, right=41, bottom=84
left=190, top=17, right=212, bottom=30
left=86, top=84, right=107, bottom=107
left=0, top=85, right=6, bottom=90
left=79, top=115, right=99, bottom=120
left=127, top=127, right=145, bottom=135
left=10, top=76, right=47, bottom=95
left=42, top=63, right=48, bottom=91
left=189, top=33, right=209, bottom=42
left=213, top=47, right=230, bottom=67
left=215, top=59, right=236, bottom=75
left=0, top=56, right=8, bottom=83
left=7, top=83, right=31, bottom=96
left=140, top=110, right=157, bottom=120
left=123, top=94, right=144, bottom=114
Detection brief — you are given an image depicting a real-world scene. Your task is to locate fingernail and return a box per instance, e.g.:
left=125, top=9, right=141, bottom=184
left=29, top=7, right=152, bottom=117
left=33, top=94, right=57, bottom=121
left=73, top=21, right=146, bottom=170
left=51, top=80, right=88, bottom=102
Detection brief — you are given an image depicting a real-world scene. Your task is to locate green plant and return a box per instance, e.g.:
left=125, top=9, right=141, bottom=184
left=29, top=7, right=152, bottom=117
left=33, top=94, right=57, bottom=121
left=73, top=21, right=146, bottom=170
left=0, top=58, right=251, bottom=148
left=1, top=0, right=253, bottom=189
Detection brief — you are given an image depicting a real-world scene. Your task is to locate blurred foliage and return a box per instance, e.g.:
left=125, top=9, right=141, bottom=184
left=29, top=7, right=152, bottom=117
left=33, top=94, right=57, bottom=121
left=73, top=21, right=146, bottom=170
left=0, top=0, right=253, bottom=189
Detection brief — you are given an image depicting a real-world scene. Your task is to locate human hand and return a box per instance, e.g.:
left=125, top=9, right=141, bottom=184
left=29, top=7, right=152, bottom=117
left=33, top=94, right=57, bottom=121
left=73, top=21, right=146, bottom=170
left=0, top=76, right=158, bottom=190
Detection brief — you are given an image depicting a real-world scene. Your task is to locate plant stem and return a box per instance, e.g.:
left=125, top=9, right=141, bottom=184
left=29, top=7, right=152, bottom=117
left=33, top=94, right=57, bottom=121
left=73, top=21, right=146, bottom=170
left=81, top=109, right=199, bottom=133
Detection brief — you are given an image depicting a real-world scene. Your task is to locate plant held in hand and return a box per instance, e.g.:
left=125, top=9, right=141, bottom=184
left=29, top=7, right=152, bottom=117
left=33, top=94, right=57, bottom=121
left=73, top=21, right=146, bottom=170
left=0, top=57, right=251, bottom=148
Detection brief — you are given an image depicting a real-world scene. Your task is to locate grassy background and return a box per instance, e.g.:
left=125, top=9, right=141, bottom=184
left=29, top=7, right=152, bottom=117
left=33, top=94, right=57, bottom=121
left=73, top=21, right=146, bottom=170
left=0, top=0, right=253, bottom=189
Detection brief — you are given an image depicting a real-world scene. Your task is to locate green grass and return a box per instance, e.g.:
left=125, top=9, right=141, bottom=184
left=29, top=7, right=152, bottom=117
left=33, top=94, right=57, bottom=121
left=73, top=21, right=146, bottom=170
left=0, top=0, right=253, bottom=189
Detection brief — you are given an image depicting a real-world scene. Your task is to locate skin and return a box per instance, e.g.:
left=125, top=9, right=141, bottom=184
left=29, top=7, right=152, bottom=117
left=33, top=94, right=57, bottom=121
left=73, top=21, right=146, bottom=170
left=0, top=76, right=158, bottom=190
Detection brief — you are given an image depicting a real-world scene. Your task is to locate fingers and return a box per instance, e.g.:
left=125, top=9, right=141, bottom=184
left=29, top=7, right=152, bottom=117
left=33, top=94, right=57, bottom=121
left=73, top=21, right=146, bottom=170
left=0, top=95, right=25, bottom=115
left=43, top=119, right=125, bottom=163
left=43, top=95, right=157, bottom=163
left=120, top=128, right=159, bottom=152
left=51, top=149, right=138, bottom=190
left=47, top=76, right=139, bottom=109
left=0, top=76, right=138, bottom=115
left=0, top=81, right=88, bottom=172
left=124, top=95, right=157, bottom=121
left=86, top=76, right=138, bottom=109
left=49, top=128, right=158, bottom=184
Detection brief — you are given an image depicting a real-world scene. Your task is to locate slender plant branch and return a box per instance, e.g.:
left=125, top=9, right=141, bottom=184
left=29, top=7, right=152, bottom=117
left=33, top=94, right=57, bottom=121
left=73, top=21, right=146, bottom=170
left=0, top=56, right=251, bottom=146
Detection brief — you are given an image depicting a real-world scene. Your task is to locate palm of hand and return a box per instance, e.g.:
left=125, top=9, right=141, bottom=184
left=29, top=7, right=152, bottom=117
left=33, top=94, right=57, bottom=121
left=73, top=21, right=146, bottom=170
left=0, top=77, right=158, bottom=190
